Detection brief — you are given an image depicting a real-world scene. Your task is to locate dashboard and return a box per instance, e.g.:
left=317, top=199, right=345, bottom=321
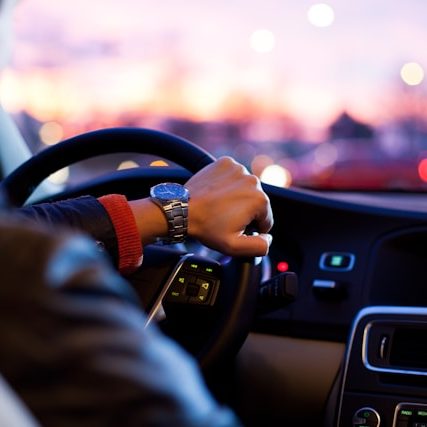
left=251, top=186, right=427, bottom=427
left=260, top=186, right=427, bottom=340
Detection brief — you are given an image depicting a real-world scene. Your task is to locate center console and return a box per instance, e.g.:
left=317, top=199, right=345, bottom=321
left=336, top=306, right=427, bottom=427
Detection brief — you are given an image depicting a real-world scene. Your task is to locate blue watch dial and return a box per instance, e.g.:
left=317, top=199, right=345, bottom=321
left=150, top=183, right=189, bottom=201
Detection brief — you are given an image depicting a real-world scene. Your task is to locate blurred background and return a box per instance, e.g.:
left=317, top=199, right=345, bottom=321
left=1, top=0, right=427, bottom=190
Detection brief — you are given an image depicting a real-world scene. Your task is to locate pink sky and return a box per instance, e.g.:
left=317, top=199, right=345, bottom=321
left=2, top=0, right=427, bottom=137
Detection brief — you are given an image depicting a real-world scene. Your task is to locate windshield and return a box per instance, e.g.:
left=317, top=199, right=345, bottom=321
left=1, top=0, right=427, bottom=190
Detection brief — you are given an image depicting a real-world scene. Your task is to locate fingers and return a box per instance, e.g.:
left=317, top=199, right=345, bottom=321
left=186, top=156, right=274, bottom=257
left=225, top=233, right=273, bottom=257
left=217, top=158, right=274, bottom=234
left=253, top=191, right=274, bottom=234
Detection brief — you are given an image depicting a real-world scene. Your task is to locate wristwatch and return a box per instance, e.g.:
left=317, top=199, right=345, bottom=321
left=150, top=182, right=190, bottom=244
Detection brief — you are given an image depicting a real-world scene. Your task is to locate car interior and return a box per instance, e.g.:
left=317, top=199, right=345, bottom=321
left=1, top=1, right=427, bottom=426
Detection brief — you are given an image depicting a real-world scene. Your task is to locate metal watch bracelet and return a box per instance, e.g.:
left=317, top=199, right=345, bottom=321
left=163, top=200, right=189, bottom=243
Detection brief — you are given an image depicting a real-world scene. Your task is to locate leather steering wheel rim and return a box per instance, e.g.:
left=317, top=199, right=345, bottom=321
left=1, top=127, right=215, bottom=206
left=0, top=127, right=260, bottom=370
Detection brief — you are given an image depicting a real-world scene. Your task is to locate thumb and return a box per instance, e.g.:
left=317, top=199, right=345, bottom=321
left=226, top=233, right=273, bottom=257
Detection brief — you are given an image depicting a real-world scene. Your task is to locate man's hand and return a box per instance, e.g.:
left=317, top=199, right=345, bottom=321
left=129, top=157, right=273, bottom=257
left=186, top=157, right=273, bottom=257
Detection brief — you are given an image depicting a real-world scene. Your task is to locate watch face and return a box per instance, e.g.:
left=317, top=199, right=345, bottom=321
left=150, top=183, right=189, bottom=201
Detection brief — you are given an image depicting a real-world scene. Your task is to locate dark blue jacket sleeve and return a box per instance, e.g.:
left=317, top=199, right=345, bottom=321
left=17, top=196, right=119, bottom=264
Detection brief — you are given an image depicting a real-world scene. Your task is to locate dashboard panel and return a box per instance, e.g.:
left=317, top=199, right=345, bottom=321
left=255, top=185, right=427, bottom=343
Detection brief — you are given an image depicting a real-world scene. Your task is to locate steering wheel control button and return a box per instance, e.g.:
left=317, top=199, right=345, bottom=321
left=163, top=256, right=221, bottom=306
left=187, top=278, right=213, bottom=305
left=165, top=275, right=191, bottom=303
left=185, top=283, right=200, bottom=297
left=352, top=407, right=380, bottom=427
left=319, top=252, right=355, bottom=271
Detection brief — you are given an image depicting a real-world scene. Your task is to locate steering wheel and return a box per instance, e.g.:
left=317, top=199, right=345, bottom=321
left=0, top=127, right=261, bottom=371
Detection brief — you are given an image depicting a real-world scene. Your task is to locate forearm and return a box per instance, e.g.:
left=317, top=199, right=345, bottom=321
left=17, top=194, right=167, bottom=275
left=17, top=195, right=120, bottom=265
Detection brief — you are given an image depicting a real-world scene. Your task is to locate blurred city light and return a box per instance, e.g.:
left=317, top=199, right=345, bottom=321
left=417, top=158, right=427, bottom=182
left=118, top=160, right=139, bottom=170
left=250, top=29, right=276, bottom=53
left=47, top=167, right=69, bottom=185
left=39, top=121, right=64, bottom=146
left=6, top=0, right=427, bottom=192
left=260, top=164, right=292, bottom=187
left=314, top=142, right=338, bottom=167
left=400, top=62, right=425, bottom=86
left=307, top=3, right=335, bottom=28
left=251, top=154, right=274, bottom=177
left=0, top=71, right=22, bottom=113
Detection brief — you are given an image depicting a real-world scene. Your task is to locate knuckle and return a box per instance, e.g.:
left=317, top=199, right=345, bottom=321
left=261, top=191, right=271, bottom=206
left=245, top=173, right=260, bottom=187
left=253, top=187, right=269, bottom=206
left=217, top=156, right=235, bottom=167
left=216, top=156, right=243, bottom=175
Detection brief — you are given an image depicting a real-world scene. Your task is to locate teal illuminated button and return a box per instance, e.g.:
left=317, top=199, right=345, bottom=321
left=331, top=255, right=344, bottom=266
left=320, top=252, right=355, bottom=271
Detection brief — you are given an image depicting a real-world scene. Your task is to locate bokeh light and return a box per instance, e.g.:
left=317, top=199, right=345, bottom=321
left=260, top=164, right=292, bottom=187
left=314, top=142, right=338, bottom=167
left=250, top=29, right=276, bottom=53
left=251, top=154, right=274, bottom=177
left=39, top=121, right=64, bottom=146
left=418, top=158, right=427, bottom=182
left=307, top=3, right=335, bottom=28
left=118, top=160, right=139, bottom=170
left=400, top=62, right=425, bottom=86
left=150, top=160, right=169, bottom=167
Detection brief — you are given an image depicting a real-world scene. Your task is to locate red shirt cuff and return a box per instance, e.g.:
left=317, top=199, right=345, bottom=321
left=98, top=194, right=143, bottom=275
